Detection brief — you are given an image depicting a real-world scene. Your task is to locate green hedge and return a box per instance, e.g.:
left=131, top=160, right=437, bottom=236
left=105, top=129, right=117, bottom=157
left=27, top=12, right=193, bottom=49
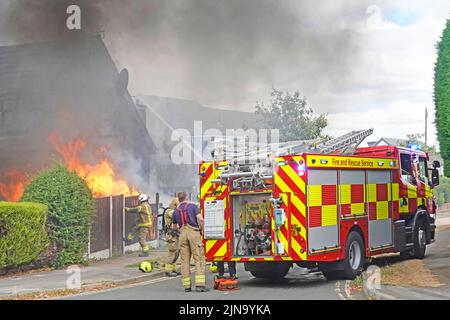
left=0, top=202, right=49, bottom=269
left=434, top=20, right=450, bottom=176
left=21, top=164, right=94, bottom=268
left=434, top=176, right=450, bottom=206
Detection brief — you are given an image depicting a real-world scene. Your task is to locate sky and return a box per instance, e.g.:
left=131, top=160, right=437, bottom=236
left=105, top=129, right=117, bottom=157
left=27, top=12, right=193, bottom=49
left=0, top=0, right=449, bottom=147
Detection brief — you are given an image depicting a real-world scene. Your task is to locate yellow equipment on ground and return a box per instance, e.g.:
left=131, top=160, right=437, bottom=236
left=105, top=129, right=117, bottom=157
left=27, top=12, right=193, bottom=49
left=210, top=262, right=218, bottom=273
left=139, top=260, right=152, bottom=273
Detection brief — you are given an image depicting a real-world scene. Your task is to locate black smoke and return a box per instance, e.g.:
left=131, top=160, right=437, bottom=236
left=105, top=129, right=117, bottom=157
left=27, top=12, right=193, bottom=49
left=0, top=0, right=372, bottom=111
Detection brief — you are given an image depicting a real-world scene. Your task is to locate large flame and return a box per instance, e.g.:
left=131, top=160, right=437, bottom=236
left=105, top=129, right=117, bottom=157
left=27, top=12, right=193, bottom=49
left=0, top=169, right=28, bottom=202
left=0, top=134, right=139, bottom=201
left=48, top=133, right=139, bottom=197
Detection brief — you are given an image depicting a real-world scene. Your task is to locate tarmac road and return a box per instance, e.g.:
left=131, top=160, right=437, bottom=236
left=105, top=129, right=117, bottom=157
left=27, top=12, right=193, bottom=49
left=65, top=265, right=343, bottom=300
left=64, top=226, right=450, bottom=300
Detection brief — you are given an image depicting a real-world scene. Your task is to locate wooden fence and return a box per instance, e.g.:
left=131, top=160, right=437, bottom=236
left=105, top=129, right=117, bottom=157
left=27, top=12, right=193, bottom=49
left=88, top=194, right=160, bottom=259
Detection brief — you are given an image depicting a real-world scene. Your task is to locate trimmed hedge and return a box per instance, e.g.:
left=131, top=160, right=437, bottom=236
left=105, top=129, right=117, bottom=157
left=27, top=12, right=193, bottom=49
left=434, top=20, right=450, bottom=176
left=0, top=202, right=49, bottom=269
left=21, top=164, right=94, bottom=268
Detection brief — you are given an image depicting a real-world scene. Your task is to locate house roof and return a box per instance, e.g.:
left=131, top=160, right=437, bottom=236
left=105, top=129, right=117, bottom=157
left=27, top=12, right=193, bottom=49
left=136, top=94, right=267, bottom=152
left=0, top=33, right=156, bottom=168
left=367, top=137, right=408, bottom=147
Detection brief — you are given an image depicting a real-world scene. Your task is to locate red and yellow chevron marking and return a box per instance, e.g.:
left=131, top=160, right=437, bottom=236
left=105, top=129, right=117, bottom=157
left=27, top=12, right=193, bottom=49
left=273, top=155, right=307, bottom=260
left=200, top=161, right=230, bottom=199
left=203, top=190, right=230, bottom=259
left=200, top=161, right=231, bottom=260
left=306, top=155, right=398, bottom=170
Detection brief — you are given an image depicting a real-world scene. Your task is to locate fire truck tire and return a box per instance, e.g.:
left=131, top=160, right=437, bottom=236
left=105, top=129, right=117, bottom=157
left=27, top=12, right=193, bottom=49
left=249, top=264, right=290, bottom=279
left=341, top=231, right=365, bottom=279
left=412, top=219, right=427, bottom=259
left=322, top=231, right=365, bottom=281
left=321, top=270, right=342, bottom=280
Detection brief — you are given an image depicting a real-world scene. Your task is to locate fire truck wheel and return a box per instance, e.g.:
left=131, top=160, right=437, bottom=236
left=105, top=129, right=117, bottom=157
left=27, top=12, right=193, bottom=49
left=412, top=219, right=427, bottom=259
left=341, top=231, right=365, bottom=280
left=250, top=264, right=290, bottom=279
left=321, top=270, right=342, bottom=281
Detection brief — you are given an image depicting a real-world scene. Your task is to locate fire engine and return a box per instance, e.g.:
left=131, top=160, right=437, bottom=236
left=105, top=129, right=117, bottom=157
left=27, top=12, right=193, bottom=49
left=199, top=129, right=441, bottom=280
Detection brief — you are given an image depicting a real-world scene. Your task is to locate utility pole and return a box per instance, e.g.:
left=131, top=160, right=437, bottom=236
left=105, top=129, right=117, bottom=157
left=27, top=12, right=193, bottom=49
left=425, top=107, right=428, bottom=147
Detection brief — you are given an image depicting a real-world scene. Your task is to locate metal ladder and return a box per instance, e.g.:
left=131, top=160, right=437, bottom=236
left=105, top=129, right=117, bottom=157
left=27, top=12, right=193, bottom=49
left=209, top=129, right=374, bottom=162
left=208, top=129, right=374, bottom=189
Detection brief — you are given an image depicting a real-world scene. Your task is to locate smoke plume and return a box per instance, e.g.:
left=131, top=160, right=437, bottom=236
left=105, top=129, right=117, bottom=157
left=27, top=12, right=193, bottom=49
left=0, top=0, right=373, bottom=111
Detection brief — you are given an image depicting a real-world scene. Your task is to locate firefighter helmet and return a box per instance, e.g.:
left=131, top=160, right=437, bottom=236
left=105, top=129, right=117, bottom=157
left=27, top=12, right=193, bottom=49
left=139, top=261, right=152, bottom=273
left=169, top=198, right=180, bottom=209
left=210, top=262, right=218, bottom=273
left=138, top=194, right=149, bottom=202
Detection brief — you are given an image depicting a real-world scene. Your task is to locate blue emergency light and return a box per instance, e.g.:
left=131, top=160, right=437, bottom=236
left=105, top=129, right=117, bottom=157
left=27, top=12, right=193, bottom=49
left=408, top=144, right=421, bottom=151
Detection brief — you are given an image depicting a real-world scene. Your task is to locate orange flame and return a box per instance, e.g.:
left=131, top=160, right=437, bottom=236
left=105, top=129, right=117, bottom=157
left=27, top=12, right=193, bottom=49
left=48, top=133, right=139, bottom=197
left=0, top=169, right=28, bottom=202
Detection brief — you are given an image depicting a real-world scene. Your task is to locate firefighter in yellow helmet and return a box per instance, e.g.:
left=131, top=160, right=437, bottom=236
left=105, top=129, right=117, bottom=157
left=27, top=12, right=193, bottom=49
left=125, top=194, right=153, bottom=257
left=162, top=197, right=181, bottom=277
left=172, top=192, right=208, bottom=292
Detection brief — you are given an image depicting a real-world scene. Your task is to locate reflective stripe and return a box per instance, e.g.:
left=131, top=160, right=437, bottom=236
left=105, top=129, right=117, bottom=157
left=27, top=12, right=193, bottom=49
left=138, top=223, right=151, bottom=227
left=182, top=277, right=191, bottom=287
left=195, top=275, right=206, bottom=285
left=142, top=245, right=149, bottom=252
left=165, top=263, right=175, bottom=272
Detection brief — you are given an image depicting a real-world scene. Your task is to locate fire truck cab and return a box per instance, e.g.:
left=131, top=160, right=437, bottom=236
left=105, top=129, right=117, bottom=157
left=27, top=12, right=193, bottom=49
left=199, top=132, right=440, bottom=280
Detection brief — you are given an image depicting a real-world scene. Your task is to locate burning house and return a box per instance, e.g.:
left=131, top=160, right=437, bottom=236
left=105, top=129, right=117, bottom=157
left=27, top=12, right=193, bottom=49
left=0, top=33, right=156, bottom=201
left=136, top=95, right=267, bottom=196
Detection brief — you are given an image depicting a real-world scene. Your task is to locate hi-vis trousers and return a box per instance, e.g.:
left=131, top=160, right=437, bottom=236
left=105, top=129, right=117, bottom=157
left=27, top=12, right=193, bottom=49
left=163, top=233, right=179, bottom=272
left=179, top=225, right=206, bottom=289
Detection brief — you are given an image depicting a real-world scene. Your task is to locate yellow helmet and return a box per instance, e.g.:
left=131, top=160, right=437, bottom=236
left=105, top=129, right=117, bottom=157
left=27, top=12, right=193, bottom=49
left=169, top=198, right=180, bottom=209
left=210, top=262, right=218, bottom=273
left=139, top=261, right=152, bottom=273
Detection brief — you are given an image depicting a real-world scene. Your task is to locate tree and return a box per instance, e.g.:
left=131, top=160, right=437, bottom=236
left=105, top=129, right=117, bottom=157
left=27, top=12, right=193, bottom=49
left=434, top=20, right=450, bottom=176
left=434, top=176, right=450, bottom=206
left=255, top=88, right=327, bottom=142
left=21, top=164, right=94, bottom=268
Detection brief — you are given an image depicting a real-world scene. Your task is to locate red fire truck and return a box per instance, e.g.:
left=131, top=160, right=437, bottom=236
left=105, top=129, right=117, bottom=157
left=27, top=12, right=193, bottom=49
left=199, top=130, right=440, bottom=280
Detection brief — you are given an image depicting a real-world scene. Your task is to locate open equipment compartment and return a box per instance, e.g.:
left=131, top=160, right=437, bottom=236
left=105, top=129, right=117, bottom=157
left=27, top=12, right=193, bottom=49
left=232, top=193, right=273, bottom=257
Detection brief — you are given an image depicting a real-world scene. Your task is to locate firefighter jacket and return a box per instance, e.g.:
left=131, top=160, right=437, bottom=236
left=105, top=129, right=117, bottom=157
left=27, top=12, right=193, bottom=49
left=164, top=207, right=180, bottom=237
left=125, top=202, right=152, bottom=228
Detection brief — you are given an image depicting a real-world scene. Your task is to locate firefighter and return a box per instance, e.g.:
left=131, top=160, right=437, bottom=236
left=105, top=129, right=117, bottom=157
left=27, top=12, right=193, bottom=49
left=172, top=192, right=208, bottom=292
left=125, top=194, right=153, bottom=257
left=163, top=197, right=181, bottom=277
left=216, top=261, right=237, bottom=279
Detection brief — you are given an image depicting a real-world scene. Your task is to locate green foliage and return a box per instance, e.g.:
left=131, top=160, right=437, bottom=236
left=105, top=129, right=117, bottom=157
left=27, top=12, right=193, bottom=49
left=255, top=88, right=328, bottom=142
left=21, top=164, right=94, bottom=268
left=0, top=202, right=48, bottom=269
left=400, top=133, right=438, bottom=154
left=434, top=176, right=450, bottom=206
left=434, top=20, right=450, bottom=176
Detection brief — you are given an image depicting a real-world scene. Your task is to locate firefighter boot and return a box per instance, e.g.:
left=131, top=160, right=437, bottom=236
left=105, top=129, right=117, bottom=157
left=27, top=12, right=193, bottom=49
left=166, top=271, right=179, bottom=277
left=195, top=286, right=210, bottom=292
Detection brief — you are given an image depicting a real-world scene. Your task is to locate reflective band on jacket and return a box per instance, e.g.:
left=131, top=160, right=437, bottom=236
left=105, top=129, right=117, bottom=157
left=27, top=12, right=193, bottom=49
left=138, top=223, right=152, bottom=227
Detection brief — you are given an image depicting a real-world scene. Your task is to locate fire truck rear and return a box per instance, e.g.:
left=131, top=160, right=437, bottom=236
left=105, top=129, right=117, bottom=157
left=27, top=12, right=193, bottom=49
left=199, top=130, right=441, bottom=280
